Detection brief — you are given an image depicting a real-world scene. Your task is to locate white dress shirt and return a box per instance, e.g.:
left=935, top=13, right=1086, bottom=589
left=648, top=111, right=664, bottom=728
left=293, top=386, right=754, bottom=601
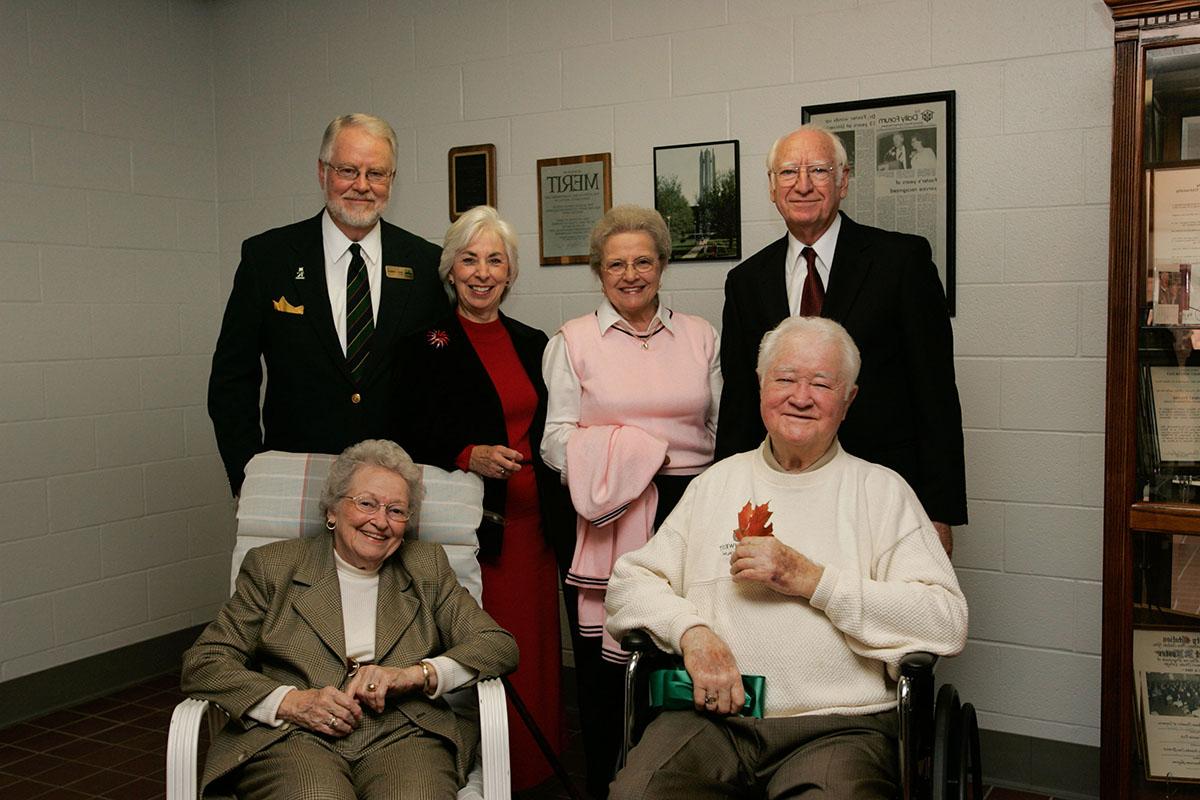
left=784, top=213, right=841, bottom=316
left=322, top=211, right=383, bottom=355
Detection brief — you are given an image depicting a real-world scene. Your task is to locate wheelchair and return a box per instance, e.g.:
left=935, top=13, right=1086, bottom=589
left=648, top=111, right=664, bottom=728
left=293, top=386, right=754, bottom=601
left=618, top=631, right=982, bottom=800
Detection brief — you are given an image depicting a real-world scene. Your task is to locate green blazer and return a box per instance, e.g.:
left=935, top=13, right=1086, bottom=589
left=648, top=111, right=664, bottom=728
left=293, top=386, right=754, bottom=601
left=181, top=536, right=518, bottom=795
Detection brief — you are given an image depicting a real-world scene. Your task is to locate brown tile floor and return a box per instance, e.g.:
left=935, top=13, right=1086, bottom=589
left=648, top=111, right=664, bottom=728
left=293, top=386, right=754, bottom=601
left=0, top=670, right=1059, bottom=800
left=0, top=673, right=182, bottom=799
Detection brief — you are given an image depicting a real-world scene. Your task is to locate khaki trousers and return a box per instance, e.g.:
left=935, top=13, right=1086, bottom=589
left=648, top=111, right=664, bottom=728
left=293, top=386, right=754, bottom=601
left=610, top=709, right=898, bottom=800
left=230, top=727, right=459, bottom=800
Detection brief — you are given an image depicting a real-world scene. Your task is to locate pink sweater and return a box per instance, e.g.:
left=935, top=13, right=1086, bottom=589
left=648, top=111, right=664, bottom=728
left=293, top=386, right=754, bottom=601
left=558, top=310, right=716, bottom=475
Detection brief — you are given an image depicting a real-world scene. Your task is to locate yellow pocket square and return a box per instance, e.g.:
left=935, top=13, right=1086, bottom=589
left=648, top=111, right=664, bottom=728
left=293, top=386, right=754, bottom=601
left=272, top=296, right=304, bottom=314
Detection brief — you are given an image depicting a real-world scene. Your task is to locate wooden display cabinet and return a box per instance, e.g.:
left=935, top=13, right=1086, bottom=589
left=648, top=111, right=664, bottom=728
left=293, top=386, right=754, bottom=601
left=1104, top=2, right=1200, bottom=796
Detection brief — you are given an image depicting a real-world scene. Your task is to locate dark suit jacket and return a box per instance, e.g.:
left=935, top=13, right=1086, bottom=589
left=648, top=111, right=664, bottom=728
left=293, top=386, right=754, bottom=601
left=208, top=212, right=444, bottom=494
left=181, top=536, right=518, bottom=796
left=394, top=311, right=576, bottom=571
left=715, top=213, right=967, bottom=525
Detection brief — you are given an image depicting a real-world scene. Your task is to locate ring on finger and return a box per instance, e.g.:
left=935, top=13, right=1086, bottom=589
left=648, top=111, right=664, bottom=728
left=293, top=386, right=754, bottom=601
left=703, top=693, right=717, bottom=705
left=367, top=683, right=376, bottom=692
left=327, top=715, right=338, bottom=727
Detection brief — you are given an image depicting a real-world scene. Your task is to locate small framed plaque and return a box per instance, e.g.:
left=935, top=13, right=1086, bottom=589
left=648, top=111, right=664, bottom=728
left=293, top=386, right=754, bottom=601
left=537, top=152, right=612, bottom=266
left=1134, top=629, right=1200, bottom=783
left=1149, top=366, right=1200, bottom=464
left=1150, top=166, right=1200, bottom=324
left=448, top=144, right=496, bottom=222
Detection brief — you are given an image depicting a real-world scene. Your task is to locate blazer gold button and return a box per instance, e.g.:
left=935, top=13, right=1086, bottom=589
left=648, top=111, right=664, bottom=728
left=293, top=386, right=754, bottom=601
left=351, top=393, right=362, bottom=404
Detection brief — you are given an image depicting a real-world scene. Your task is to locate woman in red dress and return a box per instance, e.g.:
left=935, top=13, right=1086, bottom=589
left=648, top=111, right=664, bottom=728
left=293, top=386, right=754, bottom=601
left=395, top=206, right=574, bottom=793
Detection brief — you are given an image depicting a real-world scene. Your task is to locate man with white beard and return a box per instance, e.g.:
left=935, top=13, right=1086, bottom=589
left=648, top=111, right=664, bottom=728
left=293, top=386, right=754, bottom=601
left=208, top=114, right=442, bottom=495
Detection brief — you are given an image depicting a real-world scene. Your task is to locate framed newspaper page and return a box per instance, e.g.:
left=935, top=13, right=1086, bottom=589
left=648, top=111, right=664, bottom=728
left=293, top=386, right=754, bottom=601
left=447, top=144, right=496, bottom=222
left=1134, top=629, right=1200, bottom=783
left=537, top=152, right=612, bottom=266
left=803, top=91, right=956, bottom=314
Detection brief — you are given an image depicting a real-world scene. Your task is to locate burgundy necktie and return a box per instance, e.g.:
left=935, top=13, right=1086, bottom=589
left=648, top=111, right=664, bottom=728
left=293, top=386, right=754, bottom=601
left=799, top=246, right=825, bottom=316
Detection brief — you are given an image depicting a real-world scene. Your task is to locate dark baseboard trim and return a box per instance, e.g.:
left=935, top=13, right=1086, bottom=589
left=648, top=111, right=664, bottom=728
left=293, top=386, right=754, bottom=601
left=0, top=644, right=1102, bottom=800
left=0, top=624, right=205, bottom=729
left=980, top=728, right=1099, bottom=799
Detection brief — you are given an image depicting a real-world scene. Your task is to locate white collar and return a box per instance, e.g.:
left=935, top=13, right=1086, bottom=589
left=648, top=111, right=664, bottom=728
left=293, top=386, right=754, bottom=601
left=785, top=213, right=842, bottom=277
left=322, top=210, right=383, bottom=268
left=595, top=297, right=675, bottom=334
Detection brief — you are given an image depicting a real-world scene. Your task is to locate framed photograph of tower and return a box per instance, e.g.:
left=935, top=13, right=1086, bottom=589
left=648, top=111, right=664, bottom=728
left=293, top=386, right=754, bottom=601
left=653, top=139, right=741, bottom=262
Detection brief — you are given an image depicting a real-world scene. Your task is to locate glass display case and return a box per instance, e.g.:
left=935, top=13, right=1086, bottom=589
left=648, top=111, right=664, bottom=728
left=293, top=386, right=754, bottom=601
left=1104, top=3, right=1200, bottom=797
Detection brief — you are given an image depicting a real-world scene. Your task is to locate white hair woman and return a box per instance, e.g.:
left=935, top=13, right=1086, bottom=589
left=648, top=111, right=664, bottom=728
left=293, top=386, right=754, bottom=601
left=182, top=439, right=517, bottom=799
left=393, top=206, right=574, bottom=791
left=539, top=204, right=721, bottom=797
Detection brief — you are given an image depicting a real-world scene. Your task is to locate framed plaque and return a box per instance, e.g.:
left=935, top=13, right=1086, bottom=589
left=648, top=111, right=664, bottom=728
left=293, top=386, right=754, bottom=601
left=1150, top=165, right=1200, bottom=324
left=448, top=144, right=496, bottom=222
left=1134, top=629, right=1200, bottom=783
left=653, top=139, right=741, bottom=262
left=537, top=152, right=612, bottom=266
left=1149, top=366, right=1200, bottom=463
left=803, top=91, right=956, bottom=314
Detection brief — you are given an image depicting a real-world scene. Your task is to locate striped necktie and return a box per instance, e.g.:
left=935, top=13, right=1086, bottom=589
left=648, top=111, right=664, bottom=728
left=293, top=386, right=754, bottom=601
left=345, top=243, right=373, bottom=383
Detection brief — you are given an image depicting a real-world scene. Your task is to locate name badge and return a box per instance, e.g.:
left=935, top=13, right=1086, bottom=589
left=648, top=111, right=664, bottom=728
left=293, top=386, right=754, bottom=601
left=385, top=265, right=413, bottom=280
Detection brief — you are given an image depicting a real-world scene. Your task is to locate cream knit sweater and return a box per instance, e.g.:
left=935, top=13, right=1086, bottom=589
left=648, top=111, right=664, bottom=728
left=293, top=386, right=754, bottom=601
left=606, top=442, right=968, bottom=718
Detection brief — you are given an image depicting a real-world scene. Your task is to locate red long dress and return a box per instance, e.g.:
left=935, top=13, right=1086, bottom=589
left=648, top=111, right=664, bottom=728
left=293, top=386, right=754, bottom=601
left=457, top=316, right=564, bottom=791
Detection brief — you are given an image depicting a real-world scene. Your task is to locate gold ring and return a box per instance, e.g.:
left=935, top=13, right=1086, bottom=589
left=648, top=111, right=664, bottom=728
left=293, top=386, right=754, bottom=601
left=327, top=715, right=338, bottom=727
left=704, top=694, right=717, bottom=705
left=367, top=683, right=376, bottom=692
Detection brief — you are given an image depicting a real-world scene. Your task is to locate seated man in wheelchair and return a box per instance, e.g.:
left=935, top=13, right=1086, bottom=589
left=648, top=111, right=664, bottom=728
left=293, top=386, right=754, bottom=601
left=605, top=317, right=968, bottom=800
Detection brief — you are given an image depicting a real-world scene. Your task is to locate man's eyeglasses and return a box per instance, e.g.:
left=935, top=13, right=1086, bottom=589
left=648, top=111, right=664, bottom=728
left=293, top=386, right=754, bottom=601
left=341, top=494, right=411, bottom=522
left=324, top=162, right=395, bottom=185
left=602, top=256, right=659, bottom=275
left=772, top=164, right=838, bottom=187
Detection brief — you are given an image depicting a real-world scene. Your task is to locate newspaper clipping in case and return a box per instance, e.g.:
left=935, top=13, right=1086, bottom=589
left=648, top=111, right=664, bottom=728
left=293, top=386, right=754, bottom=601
left=804, top=92, right=953, bottom=309
left=1134, top=628, right=1200, bottom=782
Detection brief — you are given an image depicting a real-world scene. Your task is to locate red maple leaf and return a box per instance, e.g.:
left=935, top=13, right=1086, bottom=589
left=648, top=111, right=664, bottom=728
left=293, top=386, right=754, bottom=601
left=733, top=500, right=774, bottom=541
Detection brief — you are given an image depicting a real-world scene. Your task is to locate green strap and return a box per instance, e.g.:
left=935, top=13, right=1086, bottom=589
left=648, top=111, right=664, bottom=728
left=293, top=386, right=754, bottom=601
left=647, top=669, right=766, bottom=718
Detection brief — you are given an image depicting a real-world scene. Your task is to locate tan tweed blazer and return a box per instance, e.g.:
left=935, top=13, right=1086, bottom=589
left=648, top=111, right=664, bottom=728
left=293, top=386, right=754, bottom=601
left=181, top=535, right=518, bottom=795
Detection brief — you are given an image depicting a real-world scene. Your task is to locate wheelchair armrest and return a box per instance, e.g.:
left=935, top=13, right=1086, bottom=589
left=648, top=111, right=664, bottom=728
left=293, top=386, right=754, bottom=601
left=897, top=653, right=937, bottom=800
left=620, top=629, right=662, bottom=653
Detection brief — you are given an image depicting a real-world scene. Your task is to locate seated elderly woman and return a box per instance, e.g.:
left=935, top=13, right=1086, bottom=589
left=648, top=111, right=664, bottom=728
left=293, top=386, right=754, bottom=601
left=605, top=317, right=967, bottom=800
left=181, top=439, right=518, bottom=800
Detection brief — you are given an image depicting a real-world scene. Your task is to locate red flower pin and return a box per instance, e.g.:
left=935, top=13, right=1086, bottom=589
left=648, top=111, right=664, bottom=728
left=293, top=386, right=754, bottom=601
left=426, top=329, right=449, bottom=348
left=733, top=501, right=774, bottom=541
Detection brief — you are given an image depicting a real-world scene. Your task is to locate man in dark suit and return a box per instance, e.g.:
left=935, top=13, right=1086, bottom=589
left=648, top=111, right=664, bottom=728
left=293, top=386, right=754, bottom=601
left=716, top=125, right=965, bottom=553
left=208, top=114, right=444, bottom=495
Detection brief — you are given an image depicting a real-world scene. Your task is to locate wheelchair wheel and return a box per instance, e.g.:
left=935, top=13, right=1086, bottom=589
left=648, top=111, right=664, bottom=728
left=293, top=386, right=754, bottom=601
left=931, top=684, right=961, bottom=800
left=958, top=703, right=982, bottom=800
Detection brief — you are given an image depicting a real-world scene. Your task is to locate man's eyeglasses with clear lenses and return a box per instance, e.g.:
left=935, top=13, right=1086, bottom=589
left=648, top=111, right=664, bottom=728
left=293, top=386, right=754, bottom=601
left=772, top=164, right=838, bottom=187
left=324, top=162, right=395, bottom=186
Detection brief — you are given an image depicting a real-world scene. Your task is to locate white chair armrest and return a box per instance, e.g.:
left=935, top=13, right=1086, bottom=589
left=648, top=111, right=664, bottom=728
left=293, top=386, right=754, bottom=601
left=167, top=698, right=214, bottom=800
left=476, top=677, right=511, bottom=800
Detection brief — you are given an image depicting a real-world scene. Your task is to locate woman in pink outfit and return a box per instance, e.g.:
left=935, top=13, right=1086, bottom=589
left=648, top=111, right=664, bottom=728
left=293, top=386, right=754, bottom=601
left=541, top=205, right=720, bottom=797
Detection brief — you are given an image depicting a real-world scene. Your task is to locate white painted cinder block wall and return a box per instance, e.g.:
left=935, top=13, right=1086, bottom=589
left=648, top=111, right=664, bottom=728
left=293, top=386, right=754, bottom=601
left=0, top=0, right=1112, bottom=748
left=0, top=0, right=233, bottom=681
